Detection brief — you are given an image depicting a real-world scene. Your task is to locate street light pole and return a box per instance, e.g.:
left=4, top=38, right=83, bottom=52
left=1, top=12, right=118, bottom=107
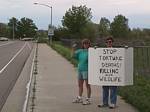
left=34, top=2, right=53, bottom=44
left=13, top=19, right=15, bottom=40
left=51, top=6, right=52, bottom=27
left=50, top=6, right=52, bottom=44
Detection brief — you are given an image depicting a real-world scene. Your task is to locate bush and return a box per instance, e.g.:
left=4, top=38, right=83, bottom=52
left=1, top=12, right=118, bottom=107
left=38, top=36, right=48, bottom=43
left=118, top=75, right=150, bottom=112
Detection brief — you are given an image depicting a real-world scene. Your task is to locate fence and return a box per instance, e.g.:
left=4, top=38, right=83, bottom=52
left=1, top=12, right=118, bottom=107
left=134, top=46, right=150, bottom=76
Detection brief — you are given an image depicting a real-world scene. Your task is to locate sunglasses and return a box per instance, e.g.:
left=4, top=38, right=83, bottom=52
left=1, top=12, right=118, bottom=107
left=106, top=40, right=113, bottom=43
left=83, top=42, right=90, bottom=45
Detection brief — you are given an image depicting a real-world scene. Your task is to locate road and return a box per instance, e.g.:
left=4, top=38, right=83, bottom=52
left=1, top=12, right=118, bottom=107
left=0, top=41, right=34, bottom=111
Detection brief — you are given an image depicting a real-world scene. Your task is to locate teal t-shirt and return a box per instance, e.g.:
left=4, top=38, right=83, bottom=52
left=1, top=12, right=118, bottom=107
left=73, top=49, right=88, bottom=72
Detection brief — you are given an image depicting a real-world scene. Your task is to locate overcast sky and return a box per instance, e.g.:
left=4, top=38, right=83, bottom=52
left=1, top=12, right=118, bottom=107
left=0, top=0, right=150, bottom=30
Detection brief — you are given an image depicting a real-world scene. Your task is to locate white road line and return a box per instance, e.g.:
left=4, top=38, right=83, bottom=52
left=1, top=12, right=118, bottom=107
left=0, top=42, right=15, bottom=47
left=23, top=45, right=36, bottom=112
left=26, top=42, right=31, bottom=50
left=0, top=42, right=27, bottom=74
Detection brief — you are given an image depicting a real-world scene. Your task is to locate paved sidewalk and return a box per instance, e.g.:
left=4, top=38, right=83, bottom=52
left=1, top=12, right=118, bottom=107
left=33, top=44, right=138, bottom=112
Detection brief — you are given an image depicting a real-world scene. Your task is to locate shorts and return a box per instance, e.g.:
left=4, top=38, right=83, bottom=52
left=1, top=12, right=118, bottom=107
left=78, top=71, right=88, bottom=80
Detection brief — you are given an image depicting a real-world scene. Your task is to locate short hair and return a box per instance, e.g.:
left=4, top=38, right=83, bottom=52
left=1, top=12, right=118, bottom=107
left=106, top=36, right=114, bottom=42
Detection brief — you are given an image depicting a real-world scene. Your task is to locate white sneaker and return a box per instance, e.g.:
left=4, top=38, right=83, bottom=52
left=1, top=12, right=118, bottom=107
left=82, top=98, right=91, bottom=105
left=72, top=96, right=83, bottom=103
left=109, top=104, right=116, bottom=109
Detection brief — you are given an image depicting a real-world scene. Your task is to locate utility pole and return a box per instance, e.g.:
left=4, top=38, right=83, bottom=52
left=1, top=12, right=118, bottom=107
left=13, top=19, right=15, bottom=40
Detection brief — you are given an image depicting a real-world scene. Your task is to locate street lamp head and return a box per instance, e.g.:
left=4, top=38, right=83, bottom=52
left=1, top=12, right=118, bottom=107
left=33, top=2, right=53, bottom=30
left=33, top=2, right=52, bottom=8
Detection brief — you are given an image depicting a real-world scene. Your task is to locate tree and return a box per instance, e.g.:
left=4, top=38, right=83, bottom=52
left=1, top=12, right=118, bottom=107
left=143, top=29, right=150, bottom=37
left=8, top=17, right=18, bottom=39
left=0, top=23, right=10, bottom=37
left=53, top=26, right=70, bottom=40
left=17, top=17, right=38, bottom=39
left=99, top=17, right=110, bottom=37
left=62, top=5, right=92, bottom=38
left=130, top=28, right=143, bottom=39
left=110, top=14, right=130, bottom=38
left=80, top=22, right=98, bottom=40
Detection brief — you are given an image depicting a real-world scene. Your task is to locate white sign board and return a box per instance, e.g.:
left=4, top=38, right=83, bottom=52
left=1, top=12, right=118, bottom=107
left=48, top=28, right=54, bottom=36
left=88, top=48, right=133, bottom=86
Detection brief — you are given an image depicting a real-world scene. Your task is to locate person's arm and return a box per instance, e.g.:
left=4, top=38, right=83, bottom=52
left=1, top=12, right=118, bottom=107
left=71, top=43, right=77, bottom=58
left=71, top=47, right=75, bottom=58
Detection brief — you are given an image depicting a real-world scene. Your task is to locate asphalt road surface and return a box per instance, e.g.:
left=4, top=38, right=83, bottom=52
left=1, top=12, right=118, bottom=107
left=0, top=41, right=34, bottom=111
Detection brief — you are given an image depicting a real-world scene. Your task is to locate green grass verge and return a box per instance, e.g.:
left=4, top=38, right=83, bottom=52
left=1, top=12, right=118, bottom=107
left=50, top=41, right=77, bottom=66
left=118, top=75, right=150, bottom=112
left=49, top=41, right=150, bottom=112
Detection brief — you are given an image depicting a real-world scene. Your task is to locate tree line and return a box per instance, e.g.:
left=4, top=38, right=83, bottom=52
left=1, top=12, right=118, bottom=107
left=0, top=5, right=150, bottom=41
left=0, top=17, right=37, bottom=39
left=54, top=5, right=150, bottom=42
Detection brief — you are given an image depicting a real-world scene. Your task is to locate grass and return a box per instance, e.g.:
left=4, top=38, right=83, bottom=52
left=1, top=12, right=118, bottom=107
left=50, top=41, right=77, bottom=66
left=118, top=75, right=150, bottom=112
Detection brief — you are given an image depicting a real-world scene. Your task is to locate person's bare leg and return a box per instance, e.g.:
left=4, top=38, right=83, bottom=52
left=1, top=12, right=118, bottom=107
left=85, top=80, right=91, bottom=98
left=78, top=79, right=84, bottom=97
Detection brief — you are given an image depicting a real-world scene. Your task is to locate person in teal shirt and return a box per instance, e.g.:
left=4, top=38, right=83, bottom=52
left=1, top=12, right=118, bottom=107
left=72, top=39, right=91, bottom=105
left=74, top=49, right=88, bottom=73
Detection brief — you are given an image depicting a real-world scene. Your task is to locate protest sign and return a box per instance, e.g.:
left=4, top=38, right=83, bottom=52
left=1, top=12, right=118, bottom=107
left=88, top=48, right=133, bottom=86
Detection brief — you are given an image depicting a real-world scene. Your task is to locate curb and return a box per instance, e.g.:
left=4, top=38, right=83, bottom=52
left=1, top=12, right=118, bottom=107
left=25, top=43, right=38, bottom=112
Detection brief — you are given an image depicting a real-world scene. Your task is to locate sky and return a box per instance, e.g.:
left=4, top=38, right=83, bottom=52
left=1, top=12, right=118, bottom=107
left=0, top=0, right=150, bottom=30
